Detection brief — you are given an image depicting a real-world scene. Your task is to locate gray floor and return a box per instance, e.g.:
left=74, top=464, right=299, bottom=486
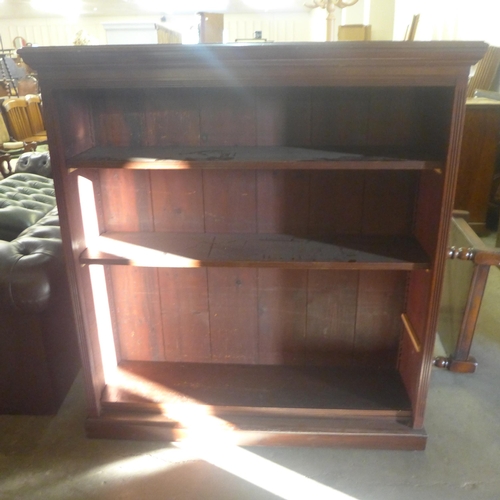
left=1, top=268, right=499, bottom=500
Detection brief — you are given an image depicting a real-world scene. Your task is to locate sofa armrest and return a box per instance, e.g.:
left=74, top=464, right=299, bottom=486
left=0, top=208, right=63, bottom=313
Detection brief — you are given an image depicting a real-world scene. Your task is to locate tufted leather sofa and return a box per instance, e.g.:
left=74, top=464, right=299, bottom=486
left=0, top=173, right=80, bottom=414
left=0, top=173, right=56, bottom=241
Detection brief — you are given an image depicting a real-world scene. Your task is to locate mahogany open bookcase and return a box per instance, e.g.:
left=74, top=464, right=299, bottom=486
left=21, top=42, right=486, bottom=449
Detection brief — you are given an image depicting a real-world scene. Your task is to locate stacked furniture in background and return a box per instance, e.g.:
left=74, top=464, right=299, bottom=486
left=0, top=173, right=79, bottom=414
left=2, top=94, right=47, bottom=144
left=0, top=93, right=47, bottom=177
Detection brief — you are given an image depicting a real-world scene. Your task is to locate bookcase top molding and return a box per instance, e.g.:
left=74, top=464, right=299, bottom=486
left=20, top=41, right=487, bottom=89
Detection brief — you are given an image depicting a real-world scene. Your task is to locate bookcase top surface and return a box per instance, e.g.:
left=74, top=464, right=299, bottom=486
left=20, top=41, right=487, bottom=89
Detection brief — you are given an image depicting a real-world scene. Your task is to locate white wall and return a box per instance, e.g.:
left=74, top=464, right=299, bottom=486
left=3, top=2, right=500, bottom=49
left=0, top=12, right=315, bottom=49
left=394, top=0, right=500, bottom=45
left=338, top=0, right=395, bottom=41
left=341, top=0, right=367, bottom=25
left=368, top=0, right=395, bottom=40
left=0, top=15, right=144, bottom=48
left=224, top=12, right=314, bottom=42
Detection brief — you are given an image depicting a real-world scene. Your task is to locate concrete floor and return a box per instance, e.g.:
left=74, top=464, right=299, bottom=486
left=1, top=267, right=499, bottom=500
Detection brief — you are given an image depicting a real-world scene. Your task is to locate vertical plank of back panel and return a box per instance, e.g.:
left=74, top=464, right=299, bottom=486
left=151, top=170, right=205, bottom=233
left=257, top=170, right=309, bottom=236
left=93, top=90, right=148, bottom=147
left=311, top=88, right=370, bottom=148
left=256, top=89, right=286, bottom=146
left=151, top=169, right=210, bottom=362
left=309, top=171, right=365, bottom=236
left=99, top=169, right=164, bottom=361
left=306, top=271, right=358, bottom=365
left=204, top=170, right=257, bottom=233
left=354, top=271, right=407, bottom=368
left=208, top=268, right=259, bottom=363
left=144, top=89, right=200, bottom=147
left=366, top=88, right=417, bottom=151
left=255, top=71, right=310, bottom=364
left=158, top=268, right=211, bottom=362
left=258, top=269, right=308, bottom=365
left=99, top=170, right=154, bottom=232
left=110, top=267, right=165, bottom=361
left=256, top=88, right=313, bottom=147
left=55, top=91, right=94, bottom=158
left=199, top=89, right=256, bottom=146
left=284, top=89, right=312, bottom=147
left=204, top=165, right=258, bottom=362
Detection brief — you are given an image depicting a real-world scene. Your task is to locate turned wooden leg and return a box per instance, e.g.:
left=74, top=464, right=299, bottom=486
left=0, top=153, right=12, bottom=178
left=434, top=264, right=490, bottom=373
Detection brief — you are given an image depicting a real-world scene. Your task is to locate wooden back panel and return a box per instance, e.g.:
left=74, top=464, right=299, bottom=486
left=57, top=87, right=452, bottom=160
left=72, top=85, right=439, bottom=369
left=97, top=167, right=414, bottom=367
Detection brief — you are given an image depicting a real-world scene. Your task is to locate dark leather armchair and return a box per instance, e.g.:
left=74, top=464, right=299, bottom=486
left=0, top=174, right=79, bottom=414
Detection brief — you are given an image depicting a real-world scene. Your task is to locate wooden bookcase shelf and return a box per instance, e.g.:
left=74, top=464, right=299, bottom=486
left=21, top=41, right=487, bottom=450
left=67, top=145, right=442, bottom=171
left=80, top=232, right=430, bottom=270
left=101, top=361, right=412, bottom=417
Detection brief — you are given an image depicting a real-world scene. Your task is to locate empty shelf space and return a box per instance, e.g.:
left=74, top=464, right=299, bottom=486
left=67, top=146, right=441, bottom=171
left=102, top=361, right=412, bottom=419
left=80, top=232, right=430, bottom=269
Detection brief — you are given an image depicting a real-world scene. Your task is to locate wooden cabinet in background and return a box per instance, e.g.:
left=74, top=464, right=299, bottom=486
left=455, top=98, right=500, bottom=230
left=20, top=41, right=486, bottom=450
left=198, top=12, right=224, bottom=43
left=338, top=24, right=371, bottom=41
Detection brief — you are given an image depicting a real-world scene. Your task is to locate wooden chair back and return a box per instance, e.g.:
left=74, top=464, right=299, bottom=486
left=24, top=94, right=45, bottom=135
left=0, top=111, right=10, bottom=144
left=2, top=98, right=33, bottom=141
left=405, top=14, right=420, bottom=41
left=467, top=45, right=500, bottom=98
left=2, top=97, right=47, bottom=143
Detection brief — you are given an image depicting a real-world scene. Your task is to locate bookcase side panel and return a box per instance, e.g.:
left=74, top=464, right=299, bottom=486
left=42, top=89, right=108, bottom=416
left=55, top=91, right=95, bottom=159
left=400, top=79, right=468, bottom=428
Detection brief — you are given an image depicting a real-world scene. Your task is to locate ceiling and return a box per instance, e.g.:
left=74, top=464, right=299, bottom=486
left=0, top=0, right=310, bottom=18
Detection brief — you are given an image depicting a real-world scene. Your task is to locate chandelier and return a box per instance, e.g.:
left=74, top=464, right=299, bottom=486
left=306, top=0, right=360, bottom=40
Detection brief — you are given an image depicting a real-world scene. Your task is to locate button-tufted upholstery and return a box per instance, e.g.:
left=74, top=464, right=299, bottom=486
left=0, top=172, right=56, bottom=241
left=0, top=207, right=61, bottom=312
left=0, top=174, right=80, bottom=414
